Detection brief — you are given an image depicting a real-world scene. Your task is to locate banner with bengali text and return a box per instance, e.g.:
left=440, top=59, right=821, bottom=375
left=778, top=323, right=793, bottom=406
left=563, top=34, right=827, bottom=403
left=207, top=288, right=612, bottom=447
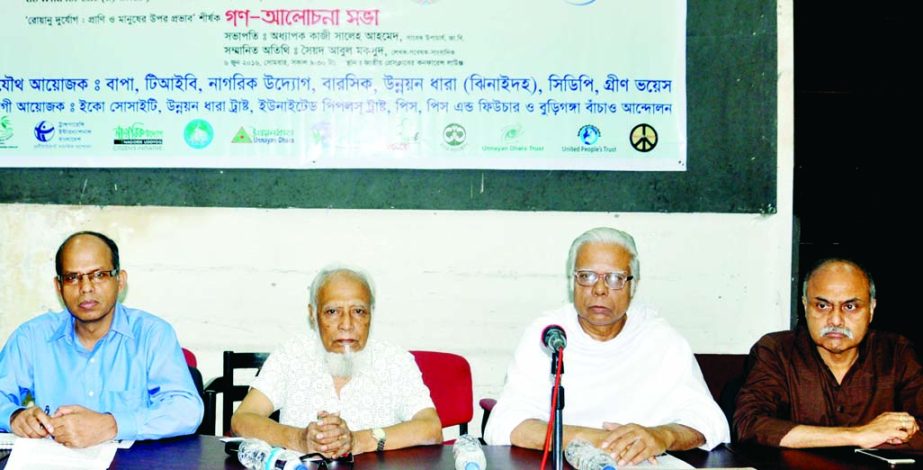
left=0, top=0, right=686, bottom=170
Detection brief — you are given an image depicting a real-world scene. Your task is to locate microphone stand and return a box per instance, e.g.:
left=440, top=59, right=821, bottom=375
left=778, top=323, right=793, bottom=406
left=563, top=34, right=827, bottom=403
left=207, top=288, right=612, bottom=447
left=550, top=348, right=565, bottom=470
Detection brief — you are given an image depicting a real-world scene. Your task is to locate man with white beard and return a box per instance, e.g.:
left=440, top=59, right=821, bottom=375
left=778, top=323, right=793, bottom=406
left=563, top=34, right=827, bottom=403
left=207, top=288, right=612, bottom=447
left=231, top=266, right=442, bottom=457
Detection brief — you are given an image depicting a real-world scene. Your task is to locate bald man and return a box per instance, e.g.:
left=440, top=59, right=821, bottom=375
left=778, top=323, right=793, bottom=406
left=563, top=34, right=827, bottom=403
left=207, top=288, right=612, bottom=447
left=734, top=258, right=923, bottom=449
left=0, top=231, right=203, bottom=448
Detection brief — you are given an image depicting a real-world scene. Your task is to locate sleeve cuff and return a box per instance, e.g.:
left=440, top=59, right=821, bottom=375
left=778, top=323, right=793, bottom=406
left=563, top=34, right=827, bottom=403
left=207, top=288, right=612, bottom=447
left=0, top=404, right=24, bottom=432
left=109, top=409, right=138, bottom=440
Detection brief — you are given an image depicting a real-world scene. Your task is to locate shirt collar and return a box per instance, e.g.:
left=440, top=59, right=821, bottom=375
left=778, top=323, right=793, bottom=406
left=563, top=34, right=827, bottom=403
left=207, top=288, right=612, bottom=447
left=51, top=302, right=133, bottom=343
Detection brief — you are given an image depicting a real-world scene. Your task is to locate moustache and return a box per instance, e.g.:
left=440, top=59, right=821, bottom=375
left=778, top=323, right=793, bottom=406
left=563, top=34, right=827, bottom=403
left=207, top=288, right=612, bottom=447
left=820, top=326, right=854, bottom=339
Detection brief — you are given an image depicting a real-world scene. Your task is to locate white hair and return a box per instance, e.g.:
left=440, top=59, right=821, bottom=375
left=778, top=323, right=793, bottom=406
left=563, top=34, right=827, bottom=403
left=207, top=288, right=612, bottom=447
left=308, top=264, right=376, bottom=330
left=566, top=227, right=640, bottom=300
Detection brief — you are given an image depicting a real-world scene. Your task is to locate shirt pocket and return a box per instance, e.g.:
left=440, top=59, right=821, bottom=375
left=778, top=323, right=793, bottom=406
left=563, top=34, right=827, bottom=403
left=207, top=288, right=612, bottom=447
left=103, top=389, right=147, bottom=412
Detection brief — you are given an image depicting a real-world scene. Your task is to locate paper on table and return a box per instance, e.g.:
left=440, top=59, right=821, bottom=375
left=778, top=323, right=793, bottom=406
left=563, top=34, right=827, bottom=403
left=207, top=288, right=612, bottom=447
left=4, top=438, right=118, bottom=470
left=621, top=453, right=694, bottom=468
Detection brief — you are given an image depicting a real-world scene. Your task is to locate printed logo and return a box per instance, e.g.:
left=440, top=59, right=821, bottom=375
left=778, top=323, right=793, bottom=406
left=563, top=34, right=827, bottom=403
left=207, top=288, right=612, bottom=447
left=232, top=127, right=253, bottom=144
left=578, top=124, right=600, bottom=146
left=563, top=0, right=596, bottom=5
left=630, top=123, right=657, bottom=152
left=34, top=121, right=55, bottom=142
left=501, top=124, right=523, bottom=143
left=443, top=123, right=466, bottom=147
left=311, top=121, right=332, bottom=148
left=232, top=126, right=294, bottom=145
left=113, top=122, right=164, bottom=149
left=0, top=116, right=13, bottom=143
left=184, top=119, right=214, bottom=149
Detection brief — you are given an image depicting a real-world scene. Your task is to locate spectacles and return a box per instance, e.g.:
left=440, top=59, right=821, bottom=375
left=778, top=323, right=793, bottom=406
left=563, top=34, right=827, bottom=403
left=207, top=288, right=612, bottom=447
left=300, top=453, right=354, bottom=469
left=574, top=270, right=633, bottom=290
left=57, top=269, right=119, bottom=285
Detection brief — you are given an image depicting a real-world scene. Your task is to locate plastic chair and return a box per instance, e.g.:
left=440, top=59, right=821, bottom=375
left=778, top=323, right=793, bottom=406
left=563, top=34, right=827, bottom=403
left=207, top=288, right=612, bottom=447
left=203, top=351, right=271, bottom=436
left=410, top=350, right=473, bottom=437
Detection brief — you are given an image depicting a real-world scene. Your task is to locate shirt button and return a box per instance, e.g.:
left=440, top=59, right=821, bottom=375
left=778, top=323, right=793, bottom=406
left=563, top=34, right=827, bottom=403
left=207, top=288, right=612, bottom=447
left=837, top=405, right=844, bottom=413
left=88, top=390, right=95, bottom=397
left=90, top=358, right=96, bottom=363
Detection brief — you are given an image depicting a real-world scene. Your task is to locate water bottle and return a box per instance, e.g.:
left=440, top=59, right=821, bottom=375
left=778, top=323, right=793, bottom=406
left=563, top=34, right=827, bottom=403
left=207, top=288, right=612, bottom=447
left=237, top=438, right=307, bottom=470
left=452, top=434, right=487, bottom=470
left=564, top=439, right=618, bottom=470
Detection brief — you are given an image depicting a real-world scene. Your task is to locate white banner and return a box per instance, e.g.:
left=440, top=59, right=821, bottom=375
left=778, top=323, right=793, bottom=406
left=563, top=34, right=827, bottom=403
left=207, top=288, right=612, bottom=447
left=0, top=0, right=686, bottom=170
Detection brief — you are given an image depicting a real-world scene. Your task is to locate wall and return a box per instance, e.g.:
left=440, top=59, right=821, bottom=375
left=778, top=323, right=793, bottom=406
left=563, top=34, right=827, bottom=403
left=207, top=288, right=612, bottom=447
left=0, top=0, right=793, bottom=439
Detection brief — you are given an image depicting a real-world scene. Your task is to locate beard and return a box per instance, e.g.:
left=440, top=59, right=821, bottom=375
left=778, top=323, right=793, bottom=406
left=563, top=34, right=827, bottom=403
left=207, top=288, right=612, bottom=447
left=321, top=342, right=371, bottom=378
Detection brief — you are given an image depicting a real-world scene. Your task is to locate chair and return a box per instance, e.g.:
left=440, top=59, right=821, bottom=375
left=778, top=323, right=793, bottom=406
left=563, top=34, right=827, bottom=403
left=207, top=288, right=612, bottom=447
left=410, top=350, right=473, bottom=437
left=181, top=347, right=217, bottom=435
left=479, top=398, right=496, bottom=439
left=203, top=351, right=272, bottom=435
left=693, top=353, right=749, bottom=424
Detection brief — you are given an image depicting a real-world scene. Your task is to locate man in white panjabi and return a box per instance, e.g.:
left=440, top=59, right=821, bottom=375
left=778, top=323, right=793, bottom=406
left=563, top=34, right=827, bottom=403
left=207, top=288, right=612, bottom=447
left=485, top=227, right=730, bottom=466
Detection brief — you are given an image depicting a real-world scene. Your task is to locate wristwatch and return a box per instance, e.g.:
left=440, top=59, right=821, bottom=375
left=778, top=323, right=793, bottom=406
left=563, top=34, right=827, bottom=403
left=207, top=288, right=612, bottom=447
left=372, top=427, right=386, bottom=452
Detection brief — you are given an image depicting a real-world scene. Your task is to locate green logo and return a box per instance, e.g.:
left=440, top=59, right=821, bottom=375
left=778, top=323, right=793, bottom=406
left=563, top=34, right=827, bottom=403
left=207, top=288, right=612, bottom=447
left=184, top=119, right=214, bottom=149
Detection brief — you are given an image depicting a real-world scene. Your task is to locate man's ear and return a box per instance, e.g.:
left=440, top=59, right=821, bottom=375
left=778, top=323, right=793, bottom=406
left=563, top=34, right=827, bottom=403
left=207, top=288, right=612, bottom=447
left=869, top=298, right=877, bottom=323
left=307, top=304, right=316, bottom=330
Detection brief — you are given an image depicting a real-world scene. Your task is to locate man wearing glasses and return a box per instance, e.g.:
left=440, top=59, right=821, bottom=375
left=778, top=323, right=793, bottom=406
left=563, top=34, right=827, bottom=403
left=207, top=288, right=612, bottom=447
left=734, top=259, right=923, bottom=449
left=0, top=231, right=203, bottom=448
left=485, top=227, right=729, bottom=466
left=230, top=266, right=442, bottom=458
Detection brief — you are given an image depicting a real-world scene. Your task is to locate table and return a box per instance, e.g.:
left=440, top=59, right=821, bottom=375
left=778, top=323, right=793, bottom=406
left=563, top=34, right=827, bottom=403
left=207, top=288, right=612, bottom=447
left=726, top=443, right=923, bottom=470
left=22, top=435, right=746, bottom=469
left=5, top=435, right=920, bottom=468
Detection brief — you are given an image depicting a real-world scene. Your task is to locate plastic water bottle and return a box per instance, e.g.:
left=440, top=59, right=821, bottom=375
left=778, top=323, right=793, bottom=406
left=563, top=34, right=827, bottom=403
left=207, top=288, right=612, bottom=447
left=452, top=434, right=487, bottom=470
left=564, top=439, right=618, bottom=470
left=237, top=438, right=307, bottom=470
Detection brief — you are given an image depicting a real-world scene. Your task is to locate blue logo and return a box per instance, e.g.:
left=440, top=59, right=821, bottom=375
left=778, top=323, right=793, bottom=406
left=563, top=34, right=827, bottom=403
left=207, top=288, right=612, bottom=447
left=34, top=120, right=55, bottom=142
left=184, top=119, right=214, bottom=149
left=578, top=125, right=600, bottom=145
left=563, top=0, right=596, bottom=5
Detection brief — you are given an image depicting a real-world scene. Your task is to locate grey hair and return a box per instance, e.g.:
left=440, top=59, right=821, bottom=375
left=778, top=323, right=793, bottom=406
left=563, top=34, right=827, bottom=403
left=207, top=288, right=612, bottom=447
left=801, top=258, right=876, bottom=301
left=308, top=265, right=376, bottom=329
left=566, top=227, right=640, bottom=300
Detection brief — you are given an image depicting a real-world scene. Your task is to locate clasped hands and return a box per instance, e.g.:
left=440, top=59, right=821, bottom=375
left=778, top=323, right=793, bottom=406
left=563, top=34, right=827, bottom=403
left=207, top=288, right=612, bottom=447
left=590, top=421, right=668, bottom=467
left=302, top=410, right=354, bottom=459
left=855, top=411, right=919, bottom=448
left=11, top=404, right=117, bottom=448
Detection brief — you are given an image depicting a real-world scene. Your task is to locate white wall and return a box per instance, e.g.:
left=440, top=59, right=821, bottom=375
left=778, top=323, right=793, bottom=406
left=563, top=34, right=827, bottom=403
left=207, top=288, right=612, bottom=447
left=0, top=1, right=793, bottom=438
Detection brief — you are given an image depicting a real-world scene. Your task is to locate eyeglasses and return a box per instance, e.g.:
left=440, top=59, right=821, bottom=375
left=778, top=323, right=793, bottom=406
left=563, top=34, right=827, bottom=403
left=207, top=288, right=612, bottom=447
left=300, top=453, right=354, bottom=469
left=57, top=269, right=119, bottom=285
left=574, top=270, right=633, bottom=290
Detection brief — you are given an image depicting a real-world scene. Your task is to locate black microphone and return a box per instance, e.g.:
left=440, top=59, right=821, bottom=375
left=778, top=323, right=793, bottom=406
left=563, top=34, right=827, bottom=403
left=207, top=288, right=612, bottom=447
left=542, top=325, right=567, bottom=351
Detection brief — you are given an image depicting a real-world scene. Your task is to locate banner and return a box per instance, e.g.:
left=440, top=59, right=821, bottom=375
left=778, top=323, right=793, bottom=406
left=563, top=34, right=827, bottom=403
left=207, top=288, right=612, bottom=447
left=0, top=0, right=686, bottom=170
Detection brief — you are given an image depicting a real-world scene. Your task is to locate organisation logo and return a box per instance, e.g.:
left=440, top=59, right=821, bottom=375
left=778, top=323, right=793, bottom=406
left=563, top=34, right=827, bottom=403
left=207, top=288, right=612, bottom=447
left=34, top=120, right=91, bottom=149
left=113, top=122, right=164, bottom=150
left=231, top=126, right=294, bottom=145
left=561, top=124, right=615, bottom=154
left=442, top=123, right=467, bottom=149
left=0, top=115, right=14, bottom=149
left=578, top=124, right=600, bottom=146
left=34, top=120, right=55, bottom=142
left=184, top=119, right=214, bottom=149
left=629, top=123, right=658, bottom=152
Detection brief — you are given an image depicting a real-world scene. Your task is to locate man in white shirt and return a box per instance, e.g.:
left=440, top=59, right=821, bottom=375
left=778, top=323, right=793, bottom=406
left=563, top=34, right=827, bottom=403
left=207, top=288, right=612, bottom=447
left=231, top=266, right=442, bottom=458
left=485, top=227, right=729, bottom=466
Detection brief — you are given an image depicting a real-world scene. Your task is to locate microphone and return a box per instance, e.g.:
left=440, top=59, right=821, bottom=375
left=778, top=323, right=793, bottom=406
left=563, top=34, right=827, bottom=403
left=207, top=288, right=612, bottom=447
left=541, top=325, right=567, bottom=351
